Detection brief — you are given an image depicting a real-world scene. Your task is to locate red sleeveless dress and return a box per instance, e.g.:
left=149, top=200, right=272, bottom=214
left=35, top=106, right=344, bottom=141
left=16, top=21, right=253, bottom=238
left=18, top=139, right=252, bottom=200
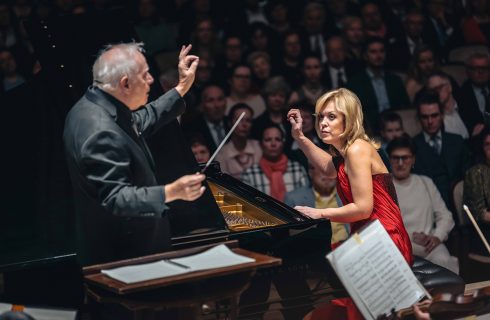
left=306, top=157, right=414, bottom=320
left=333, top=156, right=413, bottom=265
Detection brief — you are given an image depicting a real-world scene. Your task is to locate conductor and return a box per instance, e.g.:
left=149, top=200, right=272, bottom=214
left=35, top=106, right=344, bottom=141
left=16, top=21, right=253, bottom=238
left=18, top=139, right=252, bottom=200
left=63, top=43, right=205, bottom=265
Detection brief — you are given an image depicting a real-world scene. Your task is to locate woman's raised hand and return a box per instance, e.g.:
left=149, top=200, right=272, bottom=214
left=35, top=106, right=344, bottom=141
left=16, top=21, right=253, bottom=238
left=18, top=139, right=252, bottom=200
left=287, top=108, right=304, bottom=140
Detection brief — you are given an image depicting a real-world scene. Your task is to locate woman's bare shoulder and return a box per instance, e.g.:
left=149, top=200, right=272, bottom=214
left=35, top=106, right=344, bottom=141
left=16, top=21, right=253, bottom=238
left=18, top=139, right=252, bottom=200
left=346, top=139, right=373, bottom=157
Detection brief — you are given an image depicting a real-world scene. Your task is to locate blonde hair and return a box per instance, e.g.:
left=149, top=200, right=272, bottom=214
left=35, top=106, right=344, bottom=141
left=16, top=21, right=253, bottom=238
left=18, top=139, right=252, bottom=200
left=314, top=88, right=379, bottom=154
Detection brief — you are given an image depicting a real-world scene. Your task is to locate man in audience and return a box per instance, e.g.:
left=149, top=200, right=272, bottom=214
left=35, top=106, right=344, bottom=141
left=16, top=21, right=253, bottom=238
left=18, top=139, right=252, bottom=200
left=323, top=36, right=360, bottom=89
left=459, top=52, right=490, bottom=137
left=214, top=35, right=244, bottom=84
left=0, top=48, right=26, bottom=92
left=285, top=162, right=348, bottom=248
left=388, top=136, right=459, bottom=274
left=341, top=16, right=364, bottom=63
left=347, top=37, right=410, bottom=132
left=427, top=72, right=469, bottom=139
left=300, top=2, right=330, bottom=63
left=412, top=92, right=470, bottom=208
left=278, top=30, right=303, bottom=89
left=387, top=10, right=426, bottom=72
left=183, top=84, right=228, bottom=153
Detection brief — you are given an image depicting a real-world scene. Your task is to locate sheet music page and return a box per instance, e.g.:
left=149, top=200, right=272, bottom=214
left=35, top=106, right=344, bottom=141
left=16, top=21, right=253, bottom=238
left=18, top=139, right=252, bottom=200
left=171, top=244, right=255, bottom=270
left=327, top=220, right=427, bottom=320
left=101, top=244, right=255, bottom=284
left=101, top=259, right=189, bottom=284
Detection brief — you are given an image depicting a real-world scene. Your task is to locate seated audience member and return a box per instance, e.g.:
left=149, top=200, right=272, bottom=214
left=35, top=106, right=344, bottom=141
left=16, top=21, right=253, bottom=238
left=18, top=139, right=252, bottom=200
left=464, top=127, right=490, bottom=259
left=278, top=30, right=303, bottom=89
left=242, top=124, right=309, bottom=202
left=388, top=136, right=459, bottom=273
left=323, top=36, right=361, bottom=90
left=289, top=102, right=323, bottom=169
left=346, top=37, right=410, bottom=133
left=459, top=52, right=490, bottom=138
left=247, top=22, right=278, bottom=57
left=285, top=162, right=348, bottom=248
left=461, top=0, right=490, bottom=45
left=412, top=92, right=470, bottom=208
left=189, top=134, right=211, bottom=164
left=265, top=0, right=291, bottom=36
left=289, top=55, right=326, bottom=106
left=190, top=18, right=222, bottom=61
left=386, top=10, right=426, bottom=72
left=0, top=48, right=26, bottom=92
left=379, top=111, right=404, bottom=151
left=405, top=45, right=439, bottom=103
left=360, top=2, right=400, bottom=43
left=299, top=2, right=330, bottom=63
left=225, top=64, right=266, bottom=117
left=251, top=76, right=293, bottom=151
left=427, top=71, right=469, bottom=139
left=247, top=51, right=273, bottom=89
left=341, top=16, right=365, bottom=63
left=182, top=85, right=228, bottom=153
left=216, top=103, right=261, bottom=179
left=423, top=0, right=459, bottom=57
left=214, top=35, right=245, bottom=81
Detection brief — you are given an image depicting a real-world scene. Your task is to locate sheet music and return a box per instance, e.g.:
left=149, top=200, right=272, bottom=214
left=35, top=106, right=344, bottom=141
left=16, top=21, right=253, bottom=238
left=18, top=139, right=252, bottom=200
left=327, top=220, right=427, bottom=320
left=102, top=244, right=255, bottom=284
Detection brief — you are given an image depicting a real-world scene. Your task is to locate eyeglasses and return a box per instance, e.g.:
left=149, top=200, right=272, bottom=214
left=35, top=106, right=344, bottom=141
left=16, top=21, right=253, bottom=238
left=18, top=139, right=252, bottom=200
left=389, top=155, right=412, bottom=162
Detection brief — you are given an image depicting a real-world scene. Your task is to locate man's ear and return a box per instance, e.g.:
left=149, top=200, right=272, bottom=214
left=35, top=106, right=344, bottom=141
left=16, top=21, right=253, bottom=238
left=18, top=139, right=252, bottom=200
left=120, top=76, right=130, bottom=92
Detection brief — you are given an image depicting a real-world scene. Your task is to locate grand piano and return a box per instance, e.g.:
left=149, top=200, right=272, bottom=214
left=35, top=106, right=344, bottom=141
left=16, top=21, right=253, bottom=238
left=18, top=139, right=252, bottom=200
left=0, top=8, right=338, bottom=319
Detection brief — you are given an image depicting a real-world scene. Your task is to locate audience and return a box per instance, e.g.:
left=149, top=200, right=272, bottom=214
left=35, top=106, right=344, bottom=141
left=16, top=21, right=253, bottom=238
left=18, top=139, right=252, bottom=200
left=285, top=162, right=348, bottom=248
left=289, top=55, right=326, bottom=106
left=427, top=71, right=469, bottom=139
left=464, top=127, right=490, bottom=260
left=379, top=111, right=404, bottom=151
left=216, top=103, right=261, bottom=179
left=225, top=64, right=266, bottom=117
left=183, top=85, right=228, bottom=153
left=459, top=52, right=490, bottom=137
left=412, top=92, right=470, bottom=208
left=405, top=45, right=439, bottom=103
left=461, top=0, right=490, bottom=45
left=388, top=136, right=459, bottom=273
left=0, top=47, right=25, bottom=92
left=242, top=124, right=308, bottom=202
left=346, top=37, right=410, bottom=133
left=278, top=30, right=303, bottom=89
left=323, top=36, right=359, bottom=90
left=190, top=134, right=211, bottom=164
left=341, top=16, right=364, bottom=63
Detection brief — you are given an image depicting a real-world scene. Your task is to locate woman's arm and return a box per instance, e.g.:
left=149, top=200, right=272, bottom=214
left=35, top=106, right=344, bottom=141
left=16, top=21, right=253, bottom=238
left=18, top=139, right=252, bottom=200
left=287, top=108, right=336, bottom=178
left=295, top=141, right=373, bottom=222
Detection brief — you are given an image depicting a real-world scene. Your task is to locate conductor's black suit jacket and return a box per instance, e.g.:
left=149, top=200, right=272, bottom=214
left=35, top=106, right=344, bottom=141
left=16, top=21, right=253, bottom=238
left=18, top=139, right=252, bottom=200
left=63, top=86, right=185, bottom=265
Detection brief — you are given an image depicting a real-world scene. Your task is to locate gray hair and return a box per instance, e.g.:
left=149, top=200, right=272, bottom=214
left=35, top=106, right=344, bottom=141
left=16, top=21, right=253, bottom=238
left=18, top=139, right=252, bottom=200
left=263, top=76, right=291, bottom=98
left=92, top=42, right=145, bottom=90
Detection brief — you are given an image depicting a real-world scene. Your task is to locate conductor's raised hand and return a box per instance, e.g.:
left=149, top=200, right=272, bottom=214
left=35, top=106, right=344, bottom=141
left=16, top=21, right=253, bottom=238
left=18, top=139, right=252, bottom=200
left=164, top=173, right=206, bottom=203
left=287, top=108, right=304, bottom=141
left=175, top=44, right=199, bottom=97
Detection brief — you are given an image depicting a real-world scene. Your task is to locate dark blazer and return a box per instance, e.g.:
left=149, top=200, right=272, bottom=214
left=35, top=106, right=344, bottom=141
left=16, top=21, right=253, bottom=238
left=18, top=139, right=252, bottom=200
left=458, top=81, right=486, bottom=133
left=412, top=131, right=470, bottom=208
left=63, top=87, right=185, bottom=265
left=181, top=114, right=228, bottom=153
left=346, top=69, right=410, bottom=133
left=323, top=61, right=361, bottom=90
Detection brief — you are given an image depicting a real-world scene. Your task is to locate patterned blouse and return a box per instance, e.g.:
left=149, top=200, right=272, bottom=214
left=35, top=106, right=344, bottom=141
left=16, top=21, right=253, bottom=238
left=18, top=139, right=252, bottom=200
left=464, top=163, right=490, bottom=221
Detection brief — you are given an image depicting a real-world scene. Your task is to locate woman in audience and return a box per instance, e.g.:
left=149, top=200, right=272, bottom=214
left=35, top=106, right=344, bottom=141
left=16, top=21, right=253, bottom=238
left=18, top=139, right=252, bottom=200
left=241, top=124, right=308, bottom=202
left=251, top=76, right=293, bottom=152
left=388, top=135, right=459, bottom=273
left=464, top=127, right=490, bottom=259
left=247, top=51, right=273, bottom=90
left=216, top=103, right=261, bottom=179
left=405, top=45, right=439, bottom=103
left=289, top=55, right=327, bottom=106
left=190, top=18, right=222, bottom=61
left=225, top=64, right=266, bottom=117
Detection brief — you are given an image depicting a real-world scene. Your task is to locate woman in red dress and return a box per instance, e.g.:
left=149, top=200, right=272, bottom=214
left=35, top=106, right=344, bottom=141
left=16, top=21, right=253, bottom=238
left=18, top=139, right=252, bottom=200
left=287, top=88, right=413, bottom=265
